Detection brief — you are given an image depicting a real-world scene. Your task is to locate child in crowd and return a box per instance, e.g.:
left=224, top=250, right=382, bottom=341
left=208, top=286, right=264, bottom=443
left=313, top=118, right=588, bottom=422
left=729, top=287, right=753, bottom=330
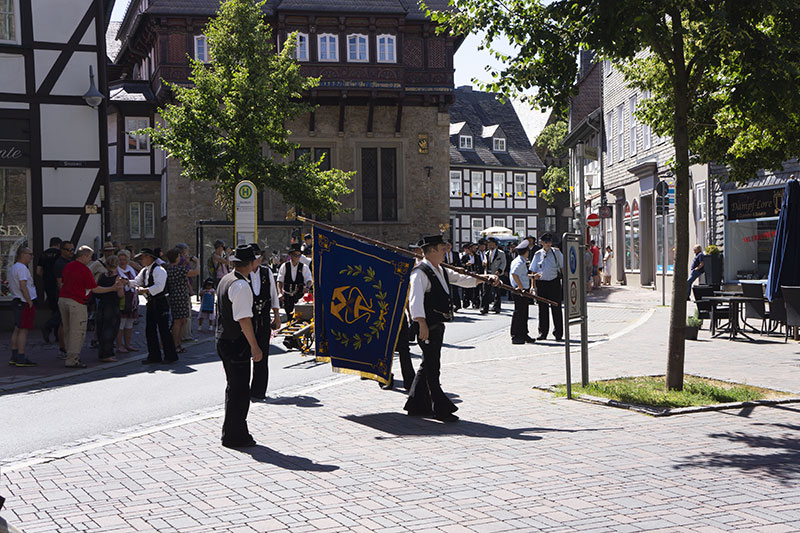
left=198, top=278, right=216, bottom=332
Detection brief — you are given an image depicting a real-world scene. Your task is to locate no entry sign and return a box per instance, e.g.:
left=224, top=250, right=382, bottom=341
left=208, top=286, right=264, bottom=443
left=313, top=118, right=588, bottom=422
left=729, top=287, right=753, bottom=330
left=587, top=212, right=600, bottom=227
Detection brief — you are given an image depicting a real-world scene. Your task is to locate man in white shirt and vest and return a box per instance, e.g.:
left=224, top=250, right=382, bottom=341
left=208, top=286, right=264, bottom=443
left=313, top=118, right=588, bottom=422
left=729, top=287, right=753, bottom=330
left=277, top=243, right=313, bottom=318
left=481, top=237, right=507, bottom=314
left=128, top=248, right=178, bottom=364
left=248, top=243, right=281, bottom=401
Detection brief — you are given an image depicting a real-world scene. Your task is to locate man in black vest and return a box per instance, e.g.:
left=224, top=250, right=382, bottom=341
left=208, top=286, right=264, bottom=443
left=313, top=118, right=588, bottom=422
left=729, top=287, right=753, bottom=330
left=216, top=244, right=263, bottom=448
left=128, top=248, right=177, bottom=364
left=404, top=235, right=497, bottom=422
left=248, top=244, right=281, bottom=401
left=481, top=237, right=507, bottom=314
left=277, top=243, right=313, bottom=318
left=443, top=240, right=461, bottom=311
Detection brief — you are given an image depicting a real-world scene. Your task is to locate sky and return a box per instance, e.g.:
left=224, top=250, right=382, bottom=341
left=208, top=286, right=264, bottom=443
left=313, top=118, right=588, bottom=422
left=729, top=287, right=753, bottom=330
left=109, top=4, right=550, bottom=145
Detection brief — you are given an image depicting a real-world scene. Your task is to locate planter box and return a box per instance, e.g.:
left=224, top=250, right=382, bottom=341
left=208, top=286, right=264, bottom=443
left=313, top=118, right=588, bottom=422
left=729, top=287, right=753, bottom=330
left=685, top=325, right=699, bottom=340
left=704, top=253, right=723, bottom=285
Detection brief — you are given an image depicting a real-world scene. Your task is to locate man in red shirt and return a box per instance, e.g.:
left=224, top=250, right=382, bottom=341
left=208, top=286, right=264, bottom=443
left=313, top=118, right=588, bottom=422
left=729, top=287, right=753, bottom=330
left=590, top=240, right=601, bottom=289
left=58, top=246, right=122, bottom=368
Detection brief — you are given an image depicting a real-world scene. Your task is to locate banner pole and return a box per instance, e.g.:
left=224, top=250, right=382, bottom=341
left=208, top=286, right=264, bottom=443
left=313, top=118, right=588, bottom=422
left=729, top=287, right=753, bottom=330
left=291, top=212, right=559, bottom=307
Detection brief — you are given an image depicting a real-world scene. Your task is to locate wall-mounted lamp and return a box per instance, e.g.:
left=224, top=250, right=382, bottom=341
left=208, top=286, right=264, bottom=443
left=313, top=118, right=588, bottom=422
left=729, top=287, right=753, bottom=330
left=83, top=65, right=105, bottom=108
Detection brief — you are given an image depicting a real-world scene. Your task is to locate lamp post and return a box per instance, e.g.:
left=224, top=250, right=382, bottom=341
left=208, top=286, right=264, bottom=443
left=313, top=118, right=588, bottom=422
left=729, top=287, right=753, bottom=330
left=82, top=65, right=104, bottom=108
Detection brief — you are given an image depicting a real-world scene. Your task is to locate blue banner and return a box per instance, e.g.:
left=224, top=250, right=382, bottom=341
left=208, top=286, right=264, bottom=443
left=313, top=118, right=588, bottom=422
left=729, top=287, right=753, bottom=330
left=313, top=228, right=414, bottom=384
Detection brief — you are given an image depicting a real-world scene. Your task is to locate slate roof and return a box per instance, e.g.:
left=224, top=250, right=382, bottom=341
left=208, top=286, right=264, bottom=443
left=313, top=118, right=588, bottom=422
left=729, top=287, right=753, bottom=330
left=449, top=87, right=544, bottom=170
left=109, top=80, right=156, bottom=102
left=106, top=21, right=122, bottom=62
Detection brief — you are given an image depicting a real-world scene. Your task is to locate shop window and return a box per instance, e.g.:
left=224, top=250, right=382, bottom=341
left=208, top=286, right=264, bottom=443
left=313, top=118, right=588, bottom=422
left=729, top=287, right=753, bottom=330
left=625, top=200, right=640, bottom=271
left=471, top=218, right=484, bottom=242
left=449, top=171, right=461, bottom=197
left=318, top=34, right=338, bottom=62
left=0, top=0, right=19, bottom=44
left=194, top=35, right=209, bottom=63
left=656, top=213, right=675, bottom=274
left=360, top=147, right=397, bottom=221
left=725, top=187, right=783, bottom=280
left=0, top=168, right=28, bottom=300
left=126, top=117, right=149, bottom=152
left=377, top=34, right=396, bottom=63
left=347, top=34, right=368, bottom=62
left=492, top=172, right=505, bottom=196
left=471, top=171, right=483, bottom=196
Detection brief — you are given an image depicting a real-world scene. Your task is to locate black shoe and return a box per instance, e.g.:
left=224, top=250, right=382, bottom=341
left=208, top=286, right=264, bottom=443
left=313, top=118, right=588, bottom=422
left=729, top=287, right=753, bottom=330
left=512, top=338, right=526, bottom=345
left=525, top=336, right=537, bottom=344
left=554, top=337, right=563, bottom=342
left=250, top=395, right=266, bottom=402
left=480, top=310, right=488, bottom=315
left=537, top=335, right=547, bottom=340
left=379, top=374, right=394, bottom=390
left=41, top=328, right=51, bottom=344
left=435, top=413, right=459, bottom=422
left=222, top=438, right=257, bottom=449
left=492, top=309, right=501, bottom=314
left=14, top=357, right=38, bottom=367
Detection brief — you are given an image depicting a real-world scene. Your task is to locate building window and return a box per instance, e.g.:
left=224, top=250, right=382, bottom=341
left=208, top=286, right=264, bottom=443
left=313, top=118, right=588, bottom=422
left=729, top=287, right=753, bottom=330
left=129, top=202, right=141, bottom=239
left=377, top=34, right=396, bottom=63
left=295, top=33, right=309, bottom=61
left=0, top=0, right=18, bottom=43
left=696, top=182, right=707, bottom=221
left=449, top=171, right=462, bottom=197
left=471, top=218, right=484, bottom=242
left=514, top=218, right=526, bottom=237
left=616, top=104, right=624, bottom=162
left=656, top=212, right=675, bottom=274
left=493, top=137, right=506, bottom=152
left=624, top=200, right=640, bottom=271
left=492, top=172, right=505, bottom=197
left=125, top=117, right=149, bottom=152
left=318, top=34, right=338, bottom=62
left=295, top=147, right=332, bottom=171
left=347, top=34, right=368, bottom=62
left=361, top=147, right=397, bottom=221
left=544, top=207, right=556, bottom=233
left=194, top=35, right=209, bottom=63
left=513, top=173, right=526, bottom=196
left=471, top=171, right=483, bottom=196
left=459, top=135, right=473, bottom=150
left=628, top=95, right=638, bottom=156
left=492, top=217, right=505, bottom=229
left=642, top=90, right=652, bottom=150
left=143, top=202, right=155, bottom=239
left=605, top=111, right=613, bottom=159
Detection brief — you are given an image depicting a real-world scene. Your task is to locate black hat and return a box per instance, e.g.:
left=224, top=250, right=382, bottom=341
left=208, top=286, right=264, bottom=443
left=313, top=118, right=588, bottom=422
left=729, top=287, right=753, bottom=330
left=230, top=244, right=260, bottom=264
left=413, top=235, right=444, bottom=249
left=134, top=248, right=157, bottom=260
left=540, top=233, right=553, bottom=242
left=303, top=233, right=312, bottom=240
left=288, top=243, right=302, bottom=254
left=248, top=242, right=262, bottom=255
left=487, top=237, right=497, bottom=243
left=478, top=238, right=488, bottom=245
left=526, top=235, right=536, bottom=241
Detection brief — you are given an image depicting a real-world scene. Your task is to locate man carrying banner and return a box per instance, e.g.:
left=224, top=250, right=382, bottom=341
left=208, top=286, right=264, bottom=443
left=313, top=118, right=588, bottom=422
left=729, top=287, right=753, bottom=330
left=248, top=244, right=281, bottom=401
left=404, top=235, right=498, bottom=422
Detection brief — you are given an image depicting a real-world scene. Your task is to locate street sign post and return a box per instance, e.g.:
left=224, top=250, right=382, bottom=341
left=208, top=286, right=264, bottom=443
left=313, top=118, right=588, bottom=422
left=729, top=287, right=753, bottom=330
left=563, top=232, right=587, bottom=399
left=656, top=180, right=670, bottom=305
left=234, top=180, right=258, bottom=246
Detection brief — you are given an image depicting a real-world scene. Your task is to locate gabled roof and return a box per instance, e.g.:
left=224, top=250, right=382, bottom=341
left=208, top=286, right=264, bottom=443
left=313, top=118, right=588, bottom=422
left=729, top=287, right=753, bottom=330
left=449, top=87, right=544, bottom=170
left=481, top=124, right=503, bottom=138
left=450, top=121, right=470, bottom=136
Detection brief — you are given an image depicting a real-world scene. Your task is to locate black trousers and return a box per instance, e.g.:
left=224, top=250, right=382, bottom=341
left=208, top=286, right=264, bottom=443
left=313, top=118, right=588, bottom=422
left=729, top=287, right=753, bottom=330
left=43, top=291, right=60, bottom=335
left=283, top=293, right=300, bottom=318
left=449, top=285, right=461, bottom=310
left=217, top=337, right=253, bottom=445
left=404, top=323, right=457, bottom=416
left=145, top=296, right=177, bottom=362
left=250, top=329, right=271, bottom=399
left=510, top=293, right=530, bottom=340
left=481, top=284, right=502, bottom=313
left=395, top=317, right=416, bottom=389
left=535, top=279, right=563, bottom=339
left=95, top=300, right=120, bottom=358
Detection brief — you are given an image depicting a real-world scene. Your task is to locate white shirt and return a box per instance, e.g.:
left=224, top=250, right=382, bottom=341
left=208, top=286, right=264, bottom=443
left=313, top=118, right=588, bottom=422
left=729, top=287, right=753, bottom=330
left=228, top=278, right=254, bottom=321
left=277, top=261, right=313, bottom=288
left=509, top=255, right=530, bottom=290
left=250, top=267, right=280, bottom=308
left=130, top=263, right=168, bottom=296
left=529, top=247, right=563, bottom=281
left=298, top=254, right=311, bottom=267
left=117, top=265, right=137, bottom=292
left=409, top=258, right=477, bottom=321
left=9, top=262, right=37, bottom=301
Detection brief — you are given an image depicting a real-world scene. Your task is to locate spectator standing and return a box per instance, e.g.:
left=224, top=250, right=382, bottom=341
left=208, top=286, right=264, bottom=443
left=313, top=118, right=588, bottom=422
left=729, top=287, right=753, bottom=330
left=58, top=246, right=122, bottom=368
left=165, top=248, right=200, bottom=353
left=116, top=250, right=139, bottom=353
left=585, top=248, right=594, bottom=293
left=529, top=233, right=564, bottom=342
left=53, top=241, right=75, bottom=358
left=8, top=247, right=38, bottom=366
left=687, top=245, right=705, bottom=299
left=443, top=241, right=461, bottom=312
left=212, top=240, right=230, bottom=286
left=36, top=236, right=62, bottom=344
left=95, top=255, right=123, bottom=362
left=509, top=241, right=535, bottom=345
left=603, top=246, right=613, bottom=286
left=590, top=240, right=601, bottom=289
left=198, top=278, right=216, bottom=331
left=176, top=243, right=197, bottom=344
left=128, top=248, right=178, bottom=364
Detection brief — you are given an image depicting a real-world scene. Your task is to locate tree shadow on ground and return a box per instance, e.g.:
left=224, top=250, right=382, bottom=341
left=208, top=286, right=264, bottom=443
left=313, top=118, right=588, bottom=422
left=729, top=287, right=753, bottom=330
left=260, top=395, right=322, bottom=408
left=235, top=445, right=339, bottom=472
left=675, top=425, right=800, bottom=484
left=343, top=412, right=617, bottom=441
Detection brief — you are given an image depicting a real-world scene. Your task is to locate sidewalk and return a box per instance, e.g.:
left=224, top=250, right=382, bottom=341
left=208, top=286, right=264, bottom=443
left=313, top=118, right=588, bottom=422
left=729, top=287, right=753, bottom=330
left=2, top=289, right=799, bottom=532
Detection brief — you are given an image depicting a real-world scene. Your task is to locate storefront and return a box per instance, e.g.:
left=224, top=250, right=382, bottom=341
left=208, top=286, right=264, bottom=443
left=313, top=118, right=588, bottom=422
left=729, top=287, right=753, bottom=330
left=0, top=114, right=31, bottom=301
left=724, top=185, right=784, bottom=282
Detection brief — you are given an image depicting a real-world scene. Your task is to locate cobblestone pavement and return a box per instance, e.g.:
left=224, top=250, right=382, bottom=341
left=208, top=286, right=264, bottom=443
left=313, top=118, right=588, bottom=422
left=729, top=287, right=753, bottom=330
left=3, top=288, right=800, bottom=532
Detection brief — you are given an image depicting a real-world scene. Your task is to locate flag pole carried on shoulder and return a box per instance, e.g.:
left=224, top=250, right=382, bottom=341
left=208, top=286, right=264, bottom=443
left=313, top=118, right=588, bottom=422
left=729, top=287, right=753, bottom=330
left=287, top=210, right=558, bottom=307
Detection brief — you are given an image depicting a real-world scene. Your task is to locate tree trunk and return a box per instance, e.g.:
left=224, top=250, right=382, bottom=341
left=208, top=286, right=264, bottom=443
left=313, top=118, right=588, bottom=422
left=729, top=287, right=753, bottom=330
left=666, top=14, right=690, bottom=391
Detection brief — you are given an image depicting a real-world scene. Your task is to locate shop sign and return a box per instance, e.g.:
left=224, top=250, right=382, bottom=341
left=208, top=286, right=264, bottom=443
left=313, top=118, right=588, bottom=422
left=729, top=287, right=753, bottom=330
left=728, top=187, right=783, bottom=220
left=0, top=225, right=26, bottom=237
left=0, top=117, right=30, bottom=167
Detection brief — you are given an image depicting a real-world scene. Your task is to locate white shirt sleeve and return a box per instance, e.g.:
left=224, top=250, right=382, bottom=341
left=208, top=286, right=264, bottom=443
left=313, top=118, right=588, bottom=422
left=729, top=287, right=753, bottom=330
left=277, top=263, right=287, bottom=281
left=302, top=263, right=313, bottom=286
left=250, top=271, right=261, bottom=296
left=130, top=266, right=147, bottom=288
left=444, top=267, right=479, bottom=288
left=408, top=268, right=430, bottom=321
left=229, top=279, right=254, bottom=321
left=269, top=272, right=280, bottom=308
left=147, top=265, right=168, bottom=296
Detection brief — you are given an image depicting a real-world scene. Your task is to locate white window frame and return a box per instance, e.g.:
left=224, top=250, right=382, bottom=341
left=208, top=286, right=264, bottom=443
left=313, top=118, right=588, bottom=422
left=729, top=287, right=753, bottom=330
left=642, top=90, right=652, bottom=150
left=492, top=172, right=505, bottom=196
left=295, top=32, right=309, bottom=61
left=471, top=218, right=485, bottom=242
left=696, top=182, right=707, bottom=222
left=616, top=104, right=625, bottom=162
left=129, top=202, right=141, bottom=239
left=377, top=34, right=396, bottom=63
left=605, top=111, right=613, bottom=160
left=194, top=35, right=209, bottom=63
left=493, top=217, right=505, bottom=228
left=471, top=171, right=483, bottom=196
left=318, top=33, right=338, bottom=62
left=347, top=33, right=368, bottom=62
left=143, top=202, right=155, bottom=239
left=545, top=208, right=557, bottom=233
left=449, top=170, right=462, bottom=197
left=459, top=135, right=473, bottom=150
left=513, top=173, right=526, bottom=196
left=125, top=117, right=149, bottom=153
left=493, top=137, right=506, bottom=152
left=514, top=218, right=526, bottom=237
left=628, top=95, right=638, bottom=156
left=0, top=0, right=20, bottom=44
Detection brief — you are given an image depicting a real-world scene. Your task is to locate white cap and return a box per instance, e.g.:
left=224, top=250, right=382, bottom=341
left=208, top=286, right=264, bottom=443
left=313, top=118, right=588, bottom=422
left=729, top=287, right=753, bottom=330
left=515, top=240, right=529, bottom=252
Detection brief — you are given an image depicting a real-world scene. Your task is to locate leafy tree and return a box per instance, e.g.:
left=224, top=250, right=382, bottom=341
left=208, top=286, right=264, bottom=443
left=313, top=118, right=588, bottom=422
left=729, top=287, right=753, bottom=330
left=426, top=0, right=800, bottom=390
left=142, top=0, right=353, bottom=216
left=535, top=120, right=569, bottom=203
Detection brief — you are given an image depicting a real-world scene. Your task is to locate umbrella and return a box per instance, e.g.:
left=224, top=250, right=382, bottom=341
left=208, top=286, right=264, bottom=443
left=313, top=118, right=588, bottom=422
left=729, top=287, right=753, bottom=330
left=480, top=226, right=513, bottom=236
left=766, top=178, right=800, bottom=301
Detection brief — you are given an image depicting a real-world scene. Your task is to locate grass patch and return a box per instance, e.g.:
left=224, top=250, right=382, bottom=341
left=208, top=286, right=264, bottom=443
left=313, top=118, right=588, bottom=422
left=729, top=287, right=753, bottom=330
left=553, top=375, right=790, bottom=409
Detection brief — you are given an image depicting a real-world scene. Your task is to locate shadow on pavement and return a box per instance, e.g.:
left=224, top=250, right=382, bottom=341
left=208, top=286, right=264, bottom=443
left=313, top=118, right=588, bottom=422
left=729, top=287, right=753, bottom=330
left=234, top=445, right=339, bottom=472
left=343, top=412, right=617, bottom=441
left=261, top=395, right=322, bottom=408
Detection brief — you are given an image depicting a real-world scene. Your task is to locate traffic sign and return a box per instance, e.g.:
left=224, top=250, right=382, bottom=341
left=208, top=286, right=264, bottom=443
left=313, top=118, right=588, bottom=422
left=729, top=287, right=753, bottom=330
left=587, top=213, right=600, bottom=227
left=656, top=180, right=669, bottom=197
left=599, top=205, right=612, bottom=219
left=235, top=180, right=258, bottom=246
left=564, top=235, right=582, bottom=321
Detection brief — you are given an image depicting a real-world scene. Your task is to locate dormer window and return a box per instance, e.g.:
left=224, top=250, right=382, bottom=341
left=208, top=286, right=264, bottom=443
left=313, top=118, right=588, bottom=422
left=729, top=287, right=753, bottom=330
left=194, top=35, right=209, bottom=63
left=318, top=34, right=338, bottom=62
left=459, top=135, right=473, bottom=150
left=377, top=34, right=396, bottom=63
left=295, top=33, right=309, bottom=61
left=493, top=137, right=506, bottom=152
left=347, top=34, right=368, bottom=62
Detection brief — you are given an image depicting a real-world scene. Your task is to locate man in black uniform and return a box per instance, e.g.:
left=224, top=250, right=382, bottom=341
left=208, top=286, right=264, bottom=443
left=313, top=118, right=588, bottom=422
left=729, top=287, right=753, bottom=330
left=129, top=248, right=178, bottom=364
left=404, top=235, right=497, bottom=422
left=36, top=237, right=62, bottom=343
left=248, top=244, right=281, bottom=401
left=216, top=244, right=263, bottom=448
left=481, top=237, right=507, bottom=314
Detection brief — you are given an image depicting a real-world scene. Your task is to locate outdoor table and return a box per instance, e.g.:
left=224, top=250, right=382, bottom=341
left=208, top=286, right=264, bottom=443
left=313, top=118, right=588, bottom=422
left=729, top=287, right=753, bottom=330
left=705, top=296, right=765, bottom=341
left=713, top=291, right=742, bottom=296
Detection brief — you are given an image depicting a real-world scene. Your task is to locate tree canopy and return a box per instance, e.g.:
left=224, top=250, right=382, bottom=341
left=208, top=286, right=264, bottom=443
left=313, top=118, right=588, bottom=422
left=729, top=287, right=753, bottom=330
left=535, top=120, right=569, bottom=203
left=143, top=0, right=353, bottom=216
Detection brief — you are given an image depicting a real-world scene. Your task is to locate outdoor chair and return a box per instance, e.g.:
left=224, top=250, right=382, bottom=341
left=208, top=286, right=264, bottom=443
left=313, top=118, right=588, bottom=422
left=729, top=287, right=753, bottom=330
left=693, top=285, right=729, bottom=332
left=769, top=298, right=786, bottom=336
left=741, top=282, right=769, bottom=334
left=781, top=286, right=800, bottom=343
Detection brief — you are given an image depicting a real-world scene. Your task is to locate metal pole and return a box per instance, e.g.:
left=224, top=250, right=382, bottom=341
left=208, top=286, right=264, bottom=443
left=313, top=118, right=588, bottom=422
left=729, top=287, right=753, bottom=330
left=662, top=207, right=667, bottom=306
left=563, top=232, right=572, bottom=400
left=577, top=144, right=589, bottom=387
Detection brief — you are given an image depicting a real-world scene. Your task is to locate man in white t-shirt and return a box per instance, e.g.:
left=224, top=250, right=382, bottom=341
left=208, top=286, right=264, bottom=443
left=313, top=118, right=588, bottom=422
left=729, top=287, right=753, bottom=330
left=9, top=247, right=38, bottom=367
